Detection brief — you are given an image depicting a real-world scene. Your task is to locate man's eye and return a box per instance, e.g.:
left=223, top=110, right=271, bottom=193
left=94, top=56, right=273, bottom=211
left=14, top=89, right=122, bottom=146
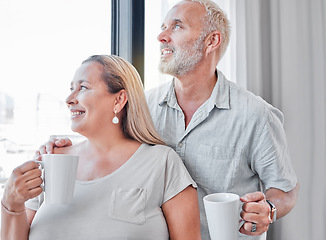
left=80, top=85, right=88, bottom=90
left=173, top=24, right=181, bottom=30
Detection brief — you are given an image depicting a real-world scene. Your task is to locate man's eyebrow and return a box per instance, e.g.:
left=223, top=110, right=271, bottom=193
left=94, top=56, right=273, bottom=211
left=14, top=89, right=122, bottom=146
left=78, top=80, right=89, bottom=83
left=161, top=19, right=183, bottom=29
left=174, top=19, right=183, bottom=24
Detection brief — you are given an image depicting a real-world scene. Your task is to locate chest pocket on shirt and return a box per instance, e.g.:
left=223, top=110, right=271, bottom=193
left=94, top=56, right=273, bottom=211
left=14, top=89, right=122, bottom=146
left=195, top=144, right=240, bottom=192
left=108, top=188, right=146, bottom=225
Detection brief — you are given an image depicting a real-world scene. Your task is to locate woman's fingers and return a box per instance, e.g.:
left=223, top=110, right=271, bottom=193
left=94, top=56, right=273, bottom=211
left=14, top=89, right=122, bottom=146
left=3, top=161, right=43, bottom=210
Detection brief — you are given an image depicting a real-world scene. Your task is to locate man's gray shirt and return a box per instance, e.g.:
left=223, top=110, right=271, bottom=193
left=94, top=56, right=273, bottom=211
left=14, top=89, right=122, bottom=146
left=145, top=70, right=297, bottom=240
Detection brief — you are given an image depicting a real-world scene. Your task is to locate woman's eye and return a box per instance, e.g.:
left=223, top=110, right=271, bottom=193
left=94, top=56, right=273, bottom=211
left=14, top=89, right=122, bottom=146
left=80, top=85, right=88, bottom=90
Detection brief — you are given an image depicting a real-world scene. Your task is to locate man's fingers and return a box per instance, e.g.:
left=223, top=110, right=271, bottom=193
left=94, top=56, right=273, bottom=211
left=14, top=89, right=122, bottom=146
left=243, top=201, right=270, bottom=215
left=239, top=221, right=267, bottom=236
left=240, top=210, right=260, bottom=223
left=239, top=222, right=269, bottom=236
left=242, top=202, right=261, bottom=215
left=242, top=221, right=256, bottom=232
left=241, top=201, right=271, bottom=225
left=240, top=192, right=265, bottom=203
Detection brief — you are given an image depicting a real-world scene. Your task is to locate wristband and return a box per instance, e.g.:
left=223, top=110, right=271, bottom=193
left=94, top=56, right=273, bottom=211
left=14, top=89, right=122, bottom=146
left=1, top=201, right=25, bottom=216
left=266, top=199, right=277, bottom=223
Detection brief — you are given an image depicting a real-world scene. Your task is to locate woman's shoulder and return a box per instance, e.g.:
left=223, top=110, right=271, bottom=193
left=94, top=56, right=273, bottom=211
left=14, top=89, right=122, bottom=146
left=141, top=144, right=181, bottom=163
left=142, top=144, right=173, bottom=153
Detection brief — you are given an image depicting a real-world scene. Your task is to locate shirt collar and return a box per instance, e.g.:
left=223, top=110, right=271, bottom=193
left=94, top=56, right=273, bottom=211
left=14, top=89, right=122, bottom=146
left=213, top=70, right=230, bottom=109
left=158, top=78, right=178, bottom=108
left=158, top=69, right=230, bottom=110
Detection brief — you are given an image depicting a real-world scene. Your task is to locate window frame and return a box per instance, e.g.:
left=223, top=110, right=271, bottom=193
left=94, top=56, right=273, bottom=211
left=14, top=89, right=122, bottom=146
left=111, top=0, right=145, bottom=82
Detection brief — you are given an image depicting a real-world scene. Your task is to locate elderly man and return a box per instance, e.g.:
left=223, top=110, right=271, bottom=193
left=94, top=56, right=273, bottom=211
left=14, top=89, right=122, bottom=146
left=39, top=0, right=299, bottom=239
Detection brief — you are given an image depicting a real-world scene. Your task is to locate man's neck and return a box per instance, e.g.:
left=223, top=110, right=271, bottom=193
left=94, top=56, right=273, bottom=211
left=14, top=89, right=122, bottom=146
left=174, top=69, right=217, bottom=128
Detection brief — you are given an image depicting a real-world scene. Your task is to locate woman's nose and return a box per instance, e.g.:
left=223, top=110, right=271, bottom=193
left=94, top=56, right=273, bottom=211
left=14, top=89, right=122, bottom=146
left=66, top=91, right=77, bottom=106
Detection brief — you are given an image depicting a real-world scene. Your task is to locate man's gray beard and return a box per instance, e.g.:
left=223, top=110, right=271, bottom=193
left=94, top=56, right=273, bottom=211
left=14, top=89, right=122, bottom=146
left=159, top=34, right=205, bottom=77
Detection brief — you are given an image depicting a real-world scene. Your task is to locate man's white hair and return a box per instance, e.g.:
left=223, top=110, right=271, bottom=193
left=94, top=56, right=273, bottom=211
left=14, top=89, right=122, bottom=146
left=188, top=0, right=231, bottom=58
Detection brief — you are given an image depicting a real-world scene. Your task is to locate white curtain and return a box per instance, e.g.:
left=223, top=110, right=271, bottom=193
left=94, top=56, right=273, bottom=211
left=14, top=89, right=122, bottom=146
left=239, top=0, right=326, bottom=239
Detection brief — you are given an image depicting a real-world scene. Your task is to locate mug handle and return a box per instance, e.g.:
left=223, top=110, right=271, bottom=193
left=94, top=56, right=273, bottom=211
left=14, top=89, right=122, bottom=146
left=35, top=160, right=43, bottom=168
left=34, top=160, right=45, bottom=191
left=239, top=219, right=245, bottom=230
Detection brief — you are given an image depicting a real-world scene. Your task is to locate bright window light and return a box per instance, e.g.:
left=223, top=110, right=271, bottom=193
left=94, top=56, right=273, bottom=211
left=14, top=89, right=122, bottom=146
left=0, top=0, right=111, bottom=187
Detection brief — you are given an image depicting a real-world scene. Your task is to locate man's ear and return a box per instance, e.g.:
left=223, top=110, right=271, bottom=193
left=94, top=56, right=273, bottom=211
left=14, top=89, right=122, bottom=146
left=114, top=89, right=128, bottom=112
left=205, top=31, right=221, bottom=54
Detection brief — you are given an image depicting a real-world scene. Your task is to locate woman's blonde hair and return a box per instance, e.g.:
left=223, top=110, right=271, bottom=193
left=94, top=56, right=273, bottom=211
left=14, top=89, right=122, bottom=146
left=82, top=55, right=164, bottom=145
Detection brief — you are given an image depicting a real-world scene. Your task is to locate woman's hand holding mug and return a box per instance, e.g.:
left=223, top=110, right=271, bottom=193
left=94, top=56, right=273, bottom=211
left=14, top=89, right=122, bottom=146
left=1, top=161, right=43, bottom=213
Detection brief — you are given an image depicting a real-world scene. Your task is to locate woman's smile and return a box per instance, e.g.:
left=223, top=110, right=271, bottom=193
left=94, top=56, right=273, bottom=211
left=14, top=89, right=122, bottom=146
left=70, top=109, right=86, bottom=119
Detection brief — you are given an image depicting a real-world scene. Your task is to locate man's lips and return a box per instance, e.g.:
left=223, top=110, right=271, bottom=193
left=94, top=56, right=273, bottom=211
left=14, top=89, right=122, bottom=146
left=161, top=48, right=173, bottom=56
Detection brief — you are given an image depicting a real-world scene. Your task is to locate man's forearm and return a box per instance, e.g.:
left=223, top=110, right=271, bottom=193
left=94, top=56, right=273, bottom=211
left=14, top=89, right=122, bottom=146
left=265, top=183, right=299, bottom=219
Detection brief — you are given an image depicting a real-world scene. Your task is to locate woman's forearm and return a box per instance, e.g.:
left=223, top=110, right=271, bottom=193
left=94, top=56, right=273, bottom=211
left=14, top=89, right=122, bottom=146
left=1, top=203, right=30, bottom=240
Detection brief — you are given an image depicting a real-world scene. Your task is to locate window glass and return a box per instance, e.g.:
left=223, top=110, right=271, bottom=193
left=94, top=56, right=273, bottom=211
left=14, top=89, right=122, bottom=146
left=0, top=0, right=111, bottom=196
left=144, top=0, right=234, bottom=91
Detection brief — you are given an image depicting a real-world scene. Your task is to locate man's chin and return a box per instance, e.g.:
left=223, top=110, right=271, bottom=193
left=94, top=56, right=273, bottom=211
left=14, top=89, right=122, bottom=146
left=159, top=69, right=175, bottom=76
left=159, top=63, right=175, bottom=76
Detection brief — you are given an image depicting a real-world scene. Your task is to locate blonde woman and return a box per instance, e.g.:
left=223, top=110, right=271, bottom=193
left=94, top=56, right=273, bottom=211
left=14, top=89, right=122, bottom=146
left=1, top=55, right=201, bottom=240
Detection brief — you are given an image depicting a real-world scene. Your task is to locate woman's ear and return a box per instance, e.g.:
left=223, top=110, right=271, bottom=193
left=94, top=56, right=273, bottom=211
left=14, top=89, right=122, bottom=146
left=205, top=31, right=221, bottom=54
left=114, top=89, right=128, bottom=113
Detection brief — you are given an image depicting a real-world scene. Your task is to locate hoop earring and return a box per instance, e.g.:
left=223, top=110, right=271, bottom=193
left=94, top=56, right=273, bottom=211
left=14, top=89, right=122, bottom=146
left=112, top=109, right=119, bottom=124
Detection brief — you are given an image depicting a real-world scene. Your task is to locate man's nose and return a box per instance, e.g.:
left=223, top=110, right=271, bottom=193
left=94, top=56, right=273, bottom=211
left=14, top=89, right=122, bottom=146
left=157, top=29, right=171, bottom=43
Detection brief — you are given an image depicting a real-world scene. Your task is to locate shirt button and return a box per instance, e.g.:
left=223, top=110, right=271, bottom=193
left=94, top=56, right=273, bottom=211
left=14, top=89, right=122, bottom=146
left=178, top=142, right=183, bottom=148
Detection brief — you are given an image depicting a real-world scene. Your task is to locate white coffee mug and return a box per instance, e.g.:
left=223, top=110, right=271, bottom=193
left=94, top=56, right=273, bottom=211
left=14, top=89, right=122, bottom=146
left=203, top=193, right=240, bottom=240
left=37, top=154, right=79, bottom=204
